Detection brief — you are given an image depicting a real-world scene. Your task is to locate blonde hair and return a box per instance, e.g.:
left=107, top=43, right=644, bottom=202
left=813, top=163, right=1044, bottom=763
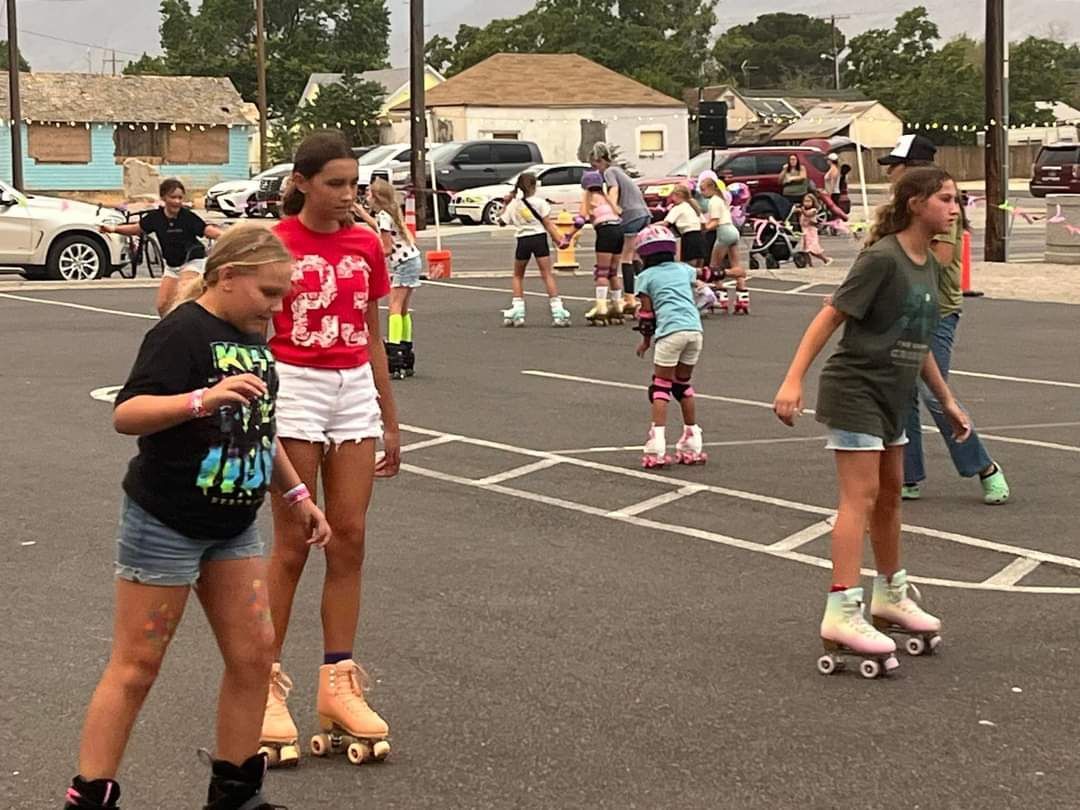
left=671, top=185, right=702, bottom=216
left=171, top=225, right=293, bottom=311
left=369, top=179, right=415, bottom=247
left=866, top=166, right=953, bottom=248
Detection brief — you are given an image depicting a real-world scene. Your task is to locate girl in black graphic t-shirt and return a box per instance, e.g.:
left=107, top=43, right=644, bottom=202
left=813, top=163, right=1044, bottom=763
left=64, top=226, right=330, bottom=810
left=101, top=178, right=223, bottom=316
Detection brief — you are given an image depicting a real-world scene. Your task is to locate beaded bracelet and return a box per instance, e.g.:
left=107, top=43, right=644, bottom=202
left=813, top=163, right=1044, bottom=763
left=284, top=483, right=311, bottom=506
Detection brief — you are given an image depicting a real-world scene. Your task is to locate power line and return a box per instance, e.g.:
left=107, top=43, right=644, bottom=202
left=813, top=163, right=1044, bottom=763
left=0, top=25, right=143, bottom=58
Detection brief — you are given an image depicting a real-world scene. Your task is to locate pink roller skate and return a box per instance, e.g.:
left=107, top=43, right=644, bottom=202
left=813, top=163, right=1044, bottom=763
left=641, top=425, right=671, bottom=468
left=871, top=569, right=942, bottom=656
left=674, top=425, right=708, bottom=465
left=817, top=586, right=899, bottom=679
left=733, top=290, right=750, bottom=315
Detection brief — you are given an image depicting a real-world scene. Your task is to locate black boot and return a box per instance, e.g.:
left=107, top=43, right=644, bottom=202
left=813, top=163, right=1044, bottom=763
left=64, top=776, right=121, bottom=809
left=384, top=340, right=405, bottom=380
left=401, top=340, right=415, bottom=377
left=203, top=752, right=285, bottom=810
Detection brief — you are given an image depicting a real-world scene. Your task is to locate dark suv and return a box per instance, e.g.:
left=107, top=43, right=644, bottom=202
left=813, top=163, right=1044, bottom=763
left=391, top=140, right=544, bottom=220
left=1030, top=143, right=1080, bottom=197
left=638, top=146, right=829, bottom=216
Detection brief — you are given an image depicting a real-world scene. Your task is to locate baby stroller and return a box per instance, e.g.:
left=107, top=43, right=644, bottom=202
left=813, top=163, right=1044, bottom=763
left=745, top=193, right=807, bottom=269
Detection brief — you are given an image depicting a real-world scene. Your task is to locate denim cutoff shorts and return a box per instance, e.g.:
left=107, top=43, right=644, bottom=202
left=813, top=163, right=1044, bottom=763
left=825, top=429, right=909, bottom=452
left=115, top=496, right=264, bottom=587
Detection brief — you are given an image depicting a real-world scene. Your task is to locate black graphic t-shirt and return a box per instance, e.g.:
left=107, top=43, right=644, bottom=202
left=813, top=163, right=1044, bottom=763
left=139, top=207, right=207, bottom=268
left=816, top=235, right=940, bottom=441
left=116, top=301, right=278, bottom=540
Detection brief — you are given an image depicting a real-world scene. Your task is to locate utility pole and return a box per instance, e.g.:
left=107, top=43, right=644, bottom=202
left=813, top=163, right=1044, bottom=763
left=103, top=50, right=122, bottom=76
left=254, top=0, right=268, bottom=171
left=984, top=0, right=1006, bottom=262
left=7, top=0, right=23, bottom=190
left=409, top=0, right=427, bottom=230
left=830, top=15, right=850, bottom=90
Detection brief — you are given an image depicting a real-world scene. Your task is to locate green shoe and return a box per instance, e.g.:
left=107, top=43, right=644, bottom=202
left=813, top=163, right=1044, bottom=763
left=901, top=484, right=921, bottom=501
left=980, top=464, right=1010, bottom=505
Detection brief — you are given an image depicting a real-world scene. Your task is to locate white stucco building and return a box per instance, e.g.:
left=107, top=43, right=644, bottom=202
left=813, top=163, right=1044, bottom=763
left=392, top=53, right=689, bottom=176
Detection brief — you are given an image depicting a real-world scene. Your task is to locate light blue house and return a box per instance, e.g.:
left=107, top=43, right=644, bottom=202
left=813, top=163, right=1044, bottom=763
left=0, top=72, right=254, bottom=192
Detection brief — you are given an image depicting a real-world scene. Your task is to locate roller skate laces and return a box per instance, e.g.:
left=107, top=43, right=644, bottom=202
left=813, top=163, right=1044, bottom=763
left=674, top=425, right=708, bottom=465
left=818, top=586, right=899, bottom=679
left=871, top=570, right=942, bottom=656
left=65, top=777, right=121, bottom=809
left=311, top=660, right=391, bottom=766
left=259, top=664, right=300, bottom=768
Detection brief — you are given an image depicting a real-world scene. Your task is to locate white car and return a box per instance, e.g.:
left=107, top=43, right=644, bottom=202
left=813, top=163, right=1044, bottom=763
left=449, top=163, right=589, bottom=225
left=0, top=180, right=127, bottom=281
left=357, top=143, right=412, bottom=189
left=205, top=163, right=292, bottom=218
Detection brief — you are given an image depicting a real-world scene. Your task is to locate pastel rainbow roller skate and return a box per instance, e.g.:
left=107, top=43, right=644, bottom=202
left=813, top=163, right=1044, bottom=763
left=733, top=290, right=750, bottom=315
left=817, top=586, right=899, bottom=679
left=258, top=663, right=301, bottom=768
left=502, top=298, right=526, bottom=327
left=549, top=297, right=571, bottom=327
left=871, top=569, right=942, bottom=656
left=310, top=659, right=391, bottom=766
left=674, top=425, right=707, bottom=465
left=641, top=425, right=671, bottom=469
left=585, top=298, right=610, bottom=326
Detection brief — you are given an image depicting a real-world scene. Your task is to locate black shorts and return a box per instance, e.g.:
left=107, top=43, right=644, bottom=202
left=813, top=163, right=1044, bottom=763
left=595, top=223, right=625, bottom=255
left=515, top=233, right=551, bottom=261
left=680, top=230, right=706, bottom=262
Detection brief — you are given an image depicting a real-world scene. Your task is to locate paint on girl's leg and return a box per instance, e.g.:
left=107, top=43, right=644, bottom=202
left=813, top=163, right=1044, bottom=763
left=144, top=603, right=177, bottom=648
left=248, top=579, right=274, bottom=641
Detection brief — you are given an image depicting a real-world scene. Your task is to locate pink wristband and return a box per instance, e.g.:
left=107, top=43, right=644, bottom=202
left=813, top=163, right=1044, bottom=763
left=189, top=388, right=210, bottom=418
left=284, top=483, right=311, bottom=506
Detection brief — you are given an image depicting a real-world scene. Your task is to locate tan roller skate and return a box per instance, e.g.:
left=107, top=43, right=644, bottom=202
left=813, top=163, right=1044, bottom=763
left=621, top=292, right=640, bottom=320
left=585, top=298, right=610, bottom=326
left=258, top=663, right=300, bottom=768
left=309, top=659, right=391, bottom=766
left=607, top=294, right=625, bottom=325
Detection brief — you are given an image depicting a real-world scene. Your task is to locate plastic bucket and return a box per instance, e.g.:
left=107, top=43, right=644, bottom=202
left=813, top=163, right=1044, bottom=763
left=426, top=250, right=452, bottom=279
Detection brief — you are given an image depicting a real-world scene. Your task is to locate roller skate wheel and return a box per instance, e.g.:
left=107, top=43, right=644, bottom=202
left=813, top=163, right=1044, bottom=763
left=859, top=658, right=882, bottom=679
left=258, top=745, right=279, bottom=767
left=278, top=744, right=300, bottom=767
left=309, top=733, right=331, bottom=757
left=346, top=741, right=369, bottom=765
left=929, top=634, right=942, bottom=651
left=371, top=740, right=391, bottom=760
left=816, top=654, right=837, bottom=675
left=906, top=636, right=927, bottom=656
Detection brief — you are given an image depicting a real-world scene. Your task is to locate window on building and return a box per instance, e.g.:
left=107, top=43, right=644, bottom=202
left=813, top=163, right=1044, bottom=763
left=639, top=129, right=665, bottom=155
left=114, top=125, right=168, bottom=164
left=113, top=124, right=229, bottom=165
left=27, top=123, right=91, bottom=164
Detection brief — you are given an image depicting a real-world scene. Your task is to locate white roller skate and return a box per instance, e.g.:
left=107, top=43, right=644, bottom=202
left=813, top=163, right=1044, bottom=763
left=818, top=586, right=899, bottom=679
left=549, top=297, right=571, bottom=327
left=258, top=663, right=300, bottom=768
left=607, top=293, right=625, bottom=325
left=733, top=290, right=750, bottom=315
left=713, top=288, right=730, bottom=314
left=871, top=569, right=942, bottom=656
left=674, top=425, right=708, bottom=465
left=641, top=425, right=671, bottom=469
left=502, top=298, right=525, bottom=327
left=585, top=298, right=610, bottom=326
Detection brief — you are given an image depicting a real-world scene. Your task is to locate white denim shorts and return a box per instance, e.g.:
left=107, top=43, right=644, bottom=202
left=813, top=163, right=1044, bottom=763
left=275, top=361, right=382, bottom=445
left=825, top=429, right=909, bottom=451
left=654, top=330, right=703, bottom=367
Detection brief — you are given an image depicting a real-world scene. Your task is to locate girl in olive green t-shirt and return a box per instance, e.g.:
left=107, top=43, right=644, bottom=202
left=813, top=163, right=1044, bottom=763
left=772, top=167, right=972, bottom=678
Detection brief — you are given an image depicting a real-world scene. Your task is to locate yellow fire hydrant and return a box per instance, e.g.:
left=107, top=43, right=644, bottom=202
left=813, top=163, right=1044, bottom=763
left=553, top=210, right=582, bottom=273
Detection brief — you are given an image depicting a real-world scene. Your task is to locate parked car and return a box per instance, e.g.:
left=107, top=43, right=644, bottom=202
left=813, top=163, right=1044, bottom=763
left=638, top=146, right=829, bottom=217
left=0, top=180, right=128, bottom=280
left=1030, top=142, right=1080, bottom=197
left=449, top=163, right=589, bottom=225
left=390, top=140, right=545, bottom=221
left=357, top=143, right=412, bottom=191
left=255, top=172, right=289, bottom=218
left=205, top=163, right=292, bottom=218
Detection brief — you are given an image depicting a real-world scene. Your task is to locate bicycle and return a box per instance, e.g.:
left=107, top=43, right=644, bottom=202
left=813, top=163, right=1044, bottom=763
left=112, top=209, right=165, bottom=279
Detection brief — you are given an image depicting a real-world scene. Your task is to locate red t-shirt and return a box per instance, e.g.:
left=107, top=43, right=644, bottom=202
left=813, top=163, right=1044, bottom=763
left=270, top=217, right=391, bottom=369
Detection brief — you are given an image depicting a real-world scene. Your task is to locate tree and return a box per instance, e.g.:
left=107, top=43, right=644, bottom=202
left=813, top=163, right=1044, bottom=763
left=126, top=0, right=391, bottom=117
left=844, top=7, right=939, bottom=94
left=273, top=75, right=385, bottom=162
left=0, top=40, right=31, bottom=72
left=711, top=14, right=841, bottom=90
left=424, top=0, right=718, bottom=100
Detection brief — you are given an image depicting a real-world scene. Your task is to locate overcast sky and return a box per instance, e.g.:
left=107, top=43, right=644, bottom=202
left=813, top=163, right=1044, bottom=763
left=1, top=0, right=1074, bottom=73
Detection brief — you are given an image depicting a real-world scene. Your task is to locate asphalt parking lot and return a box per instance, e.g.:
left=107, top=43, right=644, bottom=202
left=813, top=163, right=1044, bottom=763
left=2, top=255, right=1079, bottom=808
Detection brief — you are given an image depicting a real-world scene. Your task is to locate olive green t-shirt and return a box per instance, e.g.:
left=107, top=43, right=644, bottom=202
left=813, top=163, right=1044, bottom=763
left=816, top=235, right=940, bottom=441
left=931, top=217, right=964, bottom=317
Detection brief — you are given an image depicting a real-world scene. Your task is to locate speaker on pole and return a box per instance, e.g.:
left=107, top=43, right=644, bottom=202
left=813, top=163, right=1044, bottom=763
left=698, top=100, right=728, bottom=149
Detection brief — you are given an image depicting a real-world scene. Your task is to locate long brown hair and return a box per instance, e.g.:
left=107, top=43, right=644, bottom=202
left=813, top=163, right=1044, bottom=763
left=866, top=166, right=954, bottom=247
left=281, top=130, right=354, bottom=217
left=171, top=225, right=293, bottom=311
left=368, top=178, right=414, bottom=247
left=670, top=184, right=702, bottom=216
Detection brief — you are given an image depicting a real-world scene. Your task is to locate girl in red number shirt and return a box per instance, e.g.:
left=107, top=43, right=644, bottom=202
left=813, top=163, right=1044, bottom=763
left=258, top=131, right=401, bottom=768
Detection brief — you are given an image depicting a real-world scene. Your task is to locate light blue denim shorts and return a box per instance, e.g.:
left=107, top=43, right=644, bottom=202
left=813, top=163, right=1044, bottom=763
left=825, top=429, right=909, bottom=452
left=115, top=496, right=264, bottom=587
left=391, top=254, right=423, bottom=288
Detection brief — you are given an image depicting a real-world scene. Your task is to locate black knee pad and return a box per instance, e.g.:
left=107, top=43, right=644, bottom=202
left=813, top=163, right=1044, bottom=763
left=648, top=375, right=673, bottom=403
left=671, top=379, right=695, bottom=401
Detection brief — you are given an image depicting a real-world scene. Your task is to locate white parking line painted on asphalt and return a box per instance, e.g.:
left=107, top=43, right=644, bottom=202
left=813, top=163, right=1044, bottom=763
left=399, top=425, right=1080, bottom=596
left=556, top=435, right=825, bottom=454
left=400, top=435, right=459, bottom=454
left=950, top=370, right=1080, bottom=390
left=0, top=292, right=158, bottom=319
left=422, top=278, right=827, bottom=300
left=397, top=422, right=1080, bottom=593
left=609, top=485, right=705, bottom=518
left=769, top=521, right=834, bottom=552
left=474, top=458, right=562, bottom=485
left=980, top=556, right=1043, bottom=587
left=522, top=370, right=1080, bottom=454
